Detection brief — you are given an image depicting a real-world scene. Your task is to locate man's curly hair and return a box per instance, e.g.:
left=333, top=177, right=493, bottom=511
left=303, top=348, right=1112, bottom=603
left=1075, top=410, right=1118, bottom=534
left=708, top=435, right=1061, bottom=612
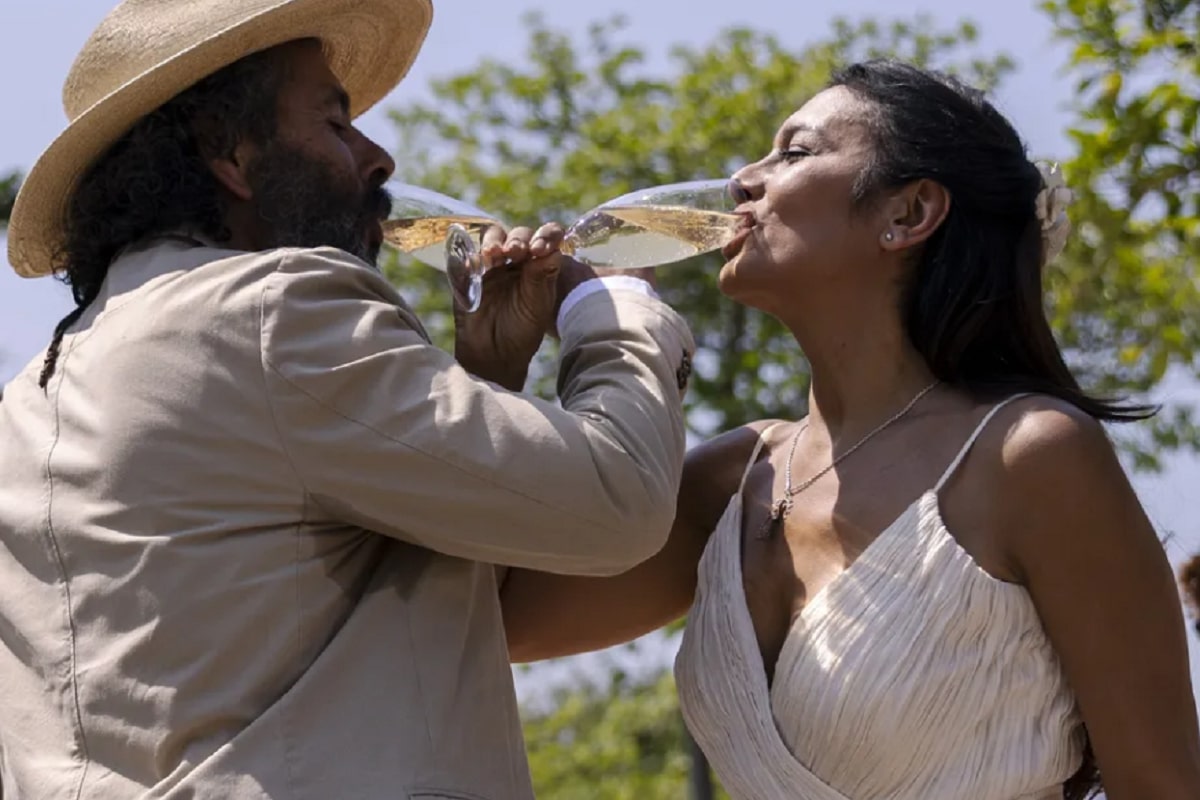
left=38, top=43, right=292, bottom=389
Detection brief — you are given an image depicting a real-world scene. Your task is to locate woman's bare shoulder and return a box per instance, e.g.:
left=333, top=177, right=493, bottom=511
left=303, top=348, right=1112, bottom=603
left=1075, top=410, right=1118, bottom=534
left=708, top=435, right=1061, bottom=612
left=681, top=419, right=794, bottom=518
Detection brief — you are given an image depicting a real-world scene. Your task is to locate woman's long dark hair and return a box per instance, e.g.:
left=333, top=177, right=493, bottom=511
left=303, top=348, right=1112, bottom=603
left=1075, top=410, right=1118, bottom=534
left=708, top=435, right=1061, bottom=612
left=37, top=44, right=290, bottom=389
left=830, top=59, right=1152, bottom=799
left=830, top=60, right=1154, bottom=426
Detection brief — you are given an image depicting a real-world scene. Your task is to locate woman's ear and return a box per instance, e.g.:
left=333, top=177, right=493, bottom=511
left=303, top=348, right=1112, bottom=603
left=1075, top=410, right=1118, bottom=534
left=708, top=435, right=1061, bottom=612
left=879, top=179, right=951, bottom=251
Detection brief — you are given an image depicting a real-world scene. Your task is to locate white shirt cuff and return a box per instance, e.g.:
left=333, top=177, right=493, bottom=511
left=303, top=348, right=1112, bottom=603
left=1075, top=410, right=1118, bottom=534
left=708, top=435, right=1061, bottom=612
left=557, top=276, right=659, bottom=332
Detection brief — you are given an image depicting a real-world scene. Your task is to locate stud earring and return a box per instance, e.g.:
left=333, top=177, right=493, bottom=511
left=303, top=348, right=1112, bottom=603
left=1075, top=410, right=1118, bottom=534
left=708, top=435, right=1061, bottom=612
left=884, top=231, right=895, bottom=242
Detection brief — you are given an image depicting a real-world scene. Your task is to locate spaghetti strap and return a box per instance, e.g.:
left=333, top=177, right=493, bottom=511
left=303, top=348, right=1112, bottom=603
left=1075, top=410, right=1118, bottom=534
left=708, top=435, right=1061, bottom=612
left=737, top=424, right=783, bottom=496
left=934, top=394, right=1034, bottom=492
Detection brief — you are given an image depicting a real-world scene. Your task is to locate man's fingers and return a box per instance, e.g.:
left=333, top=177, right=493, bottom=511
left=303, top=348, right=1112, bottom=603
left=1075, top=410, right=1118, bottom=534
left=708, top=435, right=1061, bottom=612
left=500, top=226, right=535, bottom=264
left=533, top=222, right=565, bottom=245
left=478, top=222, right=565, bottom=266
left=530, top=222, right=565, bottom=259
left=480, top=224, right=508, bottom=266
left=480, top=224, right=507, bottom=250
left=505, top=226, right=535, bottom=244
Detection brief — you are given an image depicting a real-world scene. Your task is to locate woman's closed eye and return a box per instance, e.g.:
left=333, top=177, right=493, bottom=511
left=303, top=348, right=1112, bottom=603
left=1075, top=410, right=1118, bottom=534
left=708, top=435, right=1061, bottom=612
left=777, top=147, right=813, bottom=163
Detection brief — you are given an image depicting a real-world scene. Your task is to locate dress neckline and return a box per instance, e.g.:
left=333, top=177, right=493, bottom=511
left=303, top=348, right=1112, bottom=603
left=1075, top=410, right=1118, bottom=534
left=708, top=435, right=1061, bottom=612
left=722, top=394, right=1036, bottom=696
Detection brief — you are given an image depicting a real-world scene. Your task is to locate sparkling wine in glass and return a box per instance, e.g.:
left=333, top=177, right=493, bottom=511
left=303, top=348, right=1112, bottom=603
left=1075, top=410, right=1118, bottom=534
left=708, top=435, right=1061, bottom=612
left=559, top=179, right=740, bottom=268
left=422, top=179, right=739, bottom=284
left=380, top=181, right=501, bottom=313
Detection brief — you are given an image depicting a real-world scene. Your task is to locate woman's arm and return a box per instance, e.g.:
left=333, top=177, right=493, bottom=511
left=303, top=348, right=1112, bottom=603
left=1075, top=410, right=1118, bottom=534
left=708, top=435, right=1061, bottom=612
left=501, top=422, right=775, bottom=663
left=997, top=401, right=1200, bottom=799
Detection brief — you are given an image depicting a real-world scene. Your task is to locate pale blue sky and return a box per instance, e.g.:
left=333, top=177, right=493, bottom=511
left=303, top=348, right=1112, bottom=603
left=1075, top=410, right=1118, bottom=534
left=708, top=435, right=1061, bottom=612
left=2, top=0, right=1199, bottom=704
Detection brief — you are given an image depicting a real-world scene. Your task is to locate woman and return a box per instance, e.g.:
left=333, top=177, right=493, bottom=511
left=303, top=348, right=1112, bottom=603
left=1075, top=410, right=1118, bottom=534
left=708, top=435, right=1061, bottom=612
left=500, top=60, right=1200, bottom=798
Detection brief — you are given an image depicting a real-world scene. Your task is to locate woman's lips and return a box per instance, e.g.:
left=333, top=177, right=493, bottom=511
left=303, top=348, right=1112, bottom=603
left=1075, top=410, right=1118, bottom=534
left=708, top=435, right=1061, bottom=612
left=722, top=213, right=757, bottom=259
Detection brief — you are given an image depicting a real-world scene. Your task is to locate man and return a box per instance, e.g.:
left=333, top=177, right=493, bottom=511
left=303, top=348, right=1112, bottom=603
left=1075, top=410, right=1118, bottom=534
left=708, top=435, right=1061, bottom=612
left=0, top=1, right=694, bottom=797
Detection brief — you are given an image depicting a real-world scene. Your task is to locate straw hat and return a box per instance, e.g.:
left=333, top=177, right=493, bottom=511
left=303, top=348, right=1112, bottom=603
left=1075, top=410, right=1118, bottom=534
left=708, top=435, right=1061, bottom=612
left=7, top=0, right=433, bottom=278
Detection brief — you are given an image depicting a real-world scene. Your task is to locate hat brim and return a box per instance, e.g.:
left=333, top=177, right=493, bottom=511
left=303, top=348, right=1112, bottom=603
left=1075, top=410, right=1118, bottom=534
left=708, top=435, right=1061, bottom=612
left=7, top=0, right=432, bottom=278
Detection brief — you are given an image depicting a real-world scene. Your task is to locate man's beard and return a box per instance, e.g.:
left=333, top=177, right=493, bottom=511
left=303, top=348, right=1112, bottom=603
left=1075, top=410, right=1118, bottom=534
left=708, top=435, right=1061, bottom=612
left=246, top=143, right=391, bottom=265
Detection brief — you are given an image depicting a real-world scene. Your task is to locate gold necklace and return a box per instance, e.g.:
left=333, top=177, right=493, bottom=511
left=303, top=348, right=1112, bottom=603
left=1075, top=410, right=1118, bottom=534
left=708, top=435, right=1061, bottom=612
left=758, top=380, right=941, bottom=539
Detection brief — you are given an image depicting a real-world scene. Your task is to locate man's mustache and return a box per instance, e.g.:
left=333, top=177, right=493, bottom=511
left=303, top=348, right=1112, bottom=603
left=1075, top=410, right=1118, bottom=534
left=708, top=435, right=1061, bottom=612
left=366, top=184, right=392, bottom=222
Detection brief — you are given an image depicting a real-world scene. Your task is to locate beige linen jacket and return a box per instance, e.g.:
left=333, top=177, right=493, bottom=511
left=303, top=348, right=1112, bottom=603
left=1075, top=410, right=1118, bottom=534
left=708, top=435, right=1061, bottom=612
left=0, top=235, right=694, bottom=799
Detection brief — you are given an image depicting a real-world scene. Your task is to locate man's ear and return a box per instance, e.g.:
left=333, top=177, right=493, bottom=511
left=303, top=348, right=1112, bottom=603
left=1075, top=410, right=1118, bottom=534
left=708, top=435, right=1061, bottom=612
left=878, top=179, right=952, bottom=252
left=206, top=139, right=257, bottom=202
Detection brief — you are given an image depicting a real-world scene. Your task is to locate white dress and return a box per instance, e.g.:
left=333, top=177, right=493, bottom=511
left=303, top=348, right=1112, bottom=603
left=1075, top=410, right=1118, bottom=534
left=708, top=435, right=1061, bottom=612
left=674, top=398, right=1086, bottom=799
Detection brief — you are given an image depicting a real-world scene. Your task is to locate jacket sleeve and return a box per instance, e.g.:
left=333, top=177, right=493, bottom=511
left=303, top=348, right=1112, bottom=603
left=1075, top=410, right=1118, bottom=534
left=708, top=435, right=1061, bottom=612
left=258, top=247, right=695, bottom=576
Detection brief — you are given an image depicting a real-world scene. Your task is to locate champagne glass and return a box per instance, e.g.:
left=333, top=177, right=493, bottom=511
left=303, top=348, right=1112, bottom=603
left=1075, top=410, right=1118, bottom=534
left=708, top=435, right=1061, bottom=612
left=381, top=178, right=740, bottom=312
left=420, top=178, right=739, bottom=285
left=559, top=179, right=740, bottom=268
left=380, top=181, right=501, bottom=313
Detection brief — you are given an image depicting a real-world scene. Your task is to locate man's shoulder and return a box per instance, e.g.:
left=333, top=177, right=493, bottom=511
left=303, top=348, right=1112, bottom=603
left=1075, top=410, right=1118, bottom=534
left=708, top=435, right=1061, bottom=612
left=183, top=242, right=376, bottom=280
left=207, top=245, right=402, bottom=302
left=156, top=242, right=402, bottom=312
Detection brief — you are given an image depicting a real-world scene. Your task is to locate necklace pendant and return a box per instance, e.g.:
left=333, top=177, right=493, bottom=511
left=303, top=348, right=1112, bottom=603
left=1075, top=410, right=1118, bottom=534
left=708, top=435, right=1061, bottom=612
left=770, top=498, right=788, bottom=521
left=758, top=498, right=788, bottom=539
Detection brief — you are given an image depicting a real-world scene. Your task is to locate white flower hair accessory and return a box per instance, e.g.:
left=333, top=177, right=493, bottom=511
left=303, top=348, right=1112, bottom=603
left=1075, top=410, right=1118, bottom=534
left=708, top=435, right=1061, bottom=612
left=1034, top=161, right=1073, bottom=266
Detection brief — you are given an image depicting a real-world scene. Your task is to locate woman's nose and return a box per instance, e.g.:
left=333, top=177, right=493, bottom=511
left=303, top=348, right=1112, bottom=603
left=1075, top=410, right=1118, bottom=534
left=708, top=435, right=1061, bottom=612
left=728, top=178, right=752, bottom=205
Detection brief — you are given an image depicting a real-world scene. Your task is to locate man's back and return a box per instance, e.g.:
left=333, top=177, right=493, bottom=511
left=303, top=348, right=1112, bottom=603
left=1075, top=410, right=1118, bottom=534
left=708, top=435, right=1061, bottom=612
left=1, top=235, right=691, bottom=798
left=3, top=5, right=695, bottom=796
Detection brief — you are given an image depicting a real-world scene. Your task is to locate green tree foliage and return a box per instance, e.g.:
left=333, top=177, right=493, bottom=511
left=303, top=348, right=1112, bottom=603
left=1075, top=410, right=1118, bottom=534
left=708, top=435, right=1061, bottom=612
left=1042, top=0, right=1199, bottom=468
left=519, top=670, right=729, bottom=799
left=383, top=13, right=1014, bottom=434
left=0, top=170, right=20, bottom=227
